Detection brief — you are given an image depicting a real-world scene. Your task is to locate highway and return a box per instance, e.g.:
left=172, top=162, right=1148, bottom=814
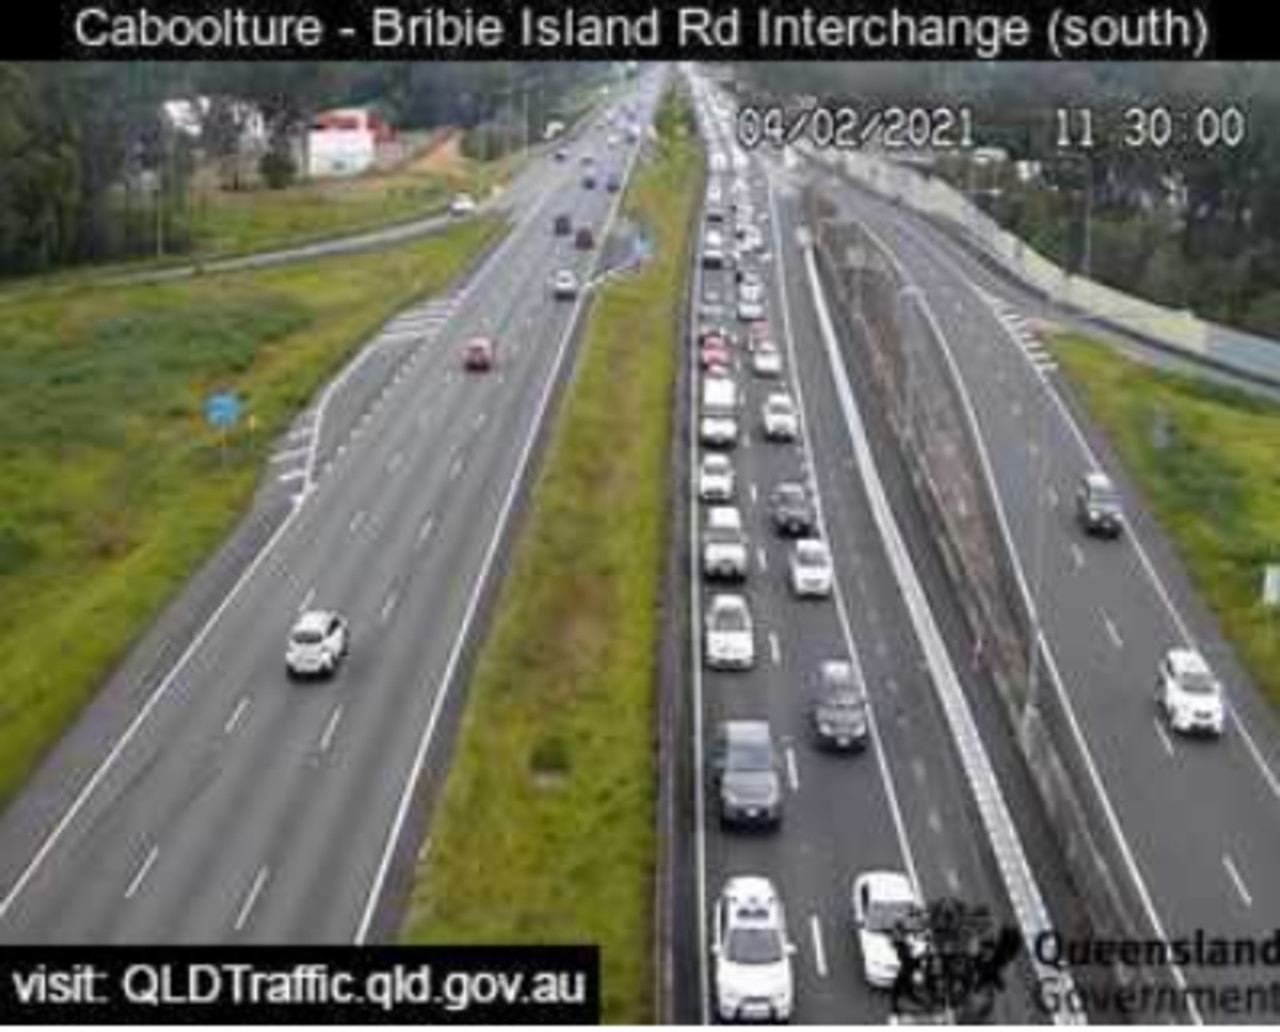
left=0, top=73, right=665, bottom=945
left=801, top=157, right=1280, bottom=1014
left=682, top=77, right=1051, bottom=1024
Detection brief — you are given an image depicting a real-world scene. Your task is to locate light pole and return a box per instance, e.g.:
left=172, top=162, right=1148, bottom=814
left=1054, top=151, right=1094, bottom=280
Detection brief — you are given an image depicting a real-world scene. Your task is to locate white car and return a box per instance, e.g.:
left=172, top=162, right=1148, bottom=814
left=551, top=269, right=579, bottom=300
left=703, top=506, right=749, bottom=582
left=762, top=393, right=799, bottom=441
left=285, top=610, right=349, bottom=679
left=700, top=414, right=739, bottom=449
left=698, top=453, right=735, bottom=502
left=751, top=342, right=783, bottom=378
left=712, top=876, right=796, bottom=1023
left=790, top=538, right=833, bottom=598
left=705, top=594, right=755, bottom=670
left=852, top=871, right=926, bottom=989
left=448, top=193, right=477, bottom=217
left=738, top=297, right=766, bottom=323
left=1156, top=647, right=1225, bottom=737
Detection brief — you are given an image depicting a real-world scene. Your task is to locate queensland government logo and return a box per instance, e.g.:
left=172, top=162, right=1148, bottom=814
left=889, top=897, right=1023, bottom=1021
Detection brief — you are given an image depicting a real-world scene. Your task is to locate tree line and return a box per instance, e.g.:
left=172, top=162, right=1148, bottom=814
left=737, top=63, right=1280, bottom=339
left=0, top=61, right=607, bottom=279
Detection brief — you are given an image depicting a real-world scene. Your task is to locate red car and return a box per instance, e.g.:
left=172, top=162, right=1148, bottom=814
left=700, top=339, right=731, bottom=371
left=462, top=337, right=496, bottom=372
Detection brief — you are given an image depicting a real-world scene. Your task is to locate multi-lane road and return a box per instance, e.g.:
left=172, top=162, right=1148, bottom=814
left=808, top=170, right=1280, bottom=1014
left=4, top=59, right=1280, bottom=1025
left=680, top=76, right=1061, bottom=1023
left=0, top=72, right=664, bottom=945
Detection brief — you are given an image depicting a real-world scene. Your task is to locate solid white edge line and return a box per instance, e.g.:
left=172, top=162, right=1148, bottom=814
left=796, top=192, right=1086, bottom=1022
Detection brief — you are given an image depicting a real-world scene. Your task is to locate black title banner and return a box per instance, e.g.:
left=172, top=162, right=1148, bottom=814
left=0, top=946, right=598, bottom=1024
left=10, top=0, right=1274, bottom=61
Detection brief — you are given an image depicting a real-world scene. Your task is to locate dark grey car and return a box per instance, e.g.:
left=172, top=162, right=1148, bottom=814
left=770, top=482, right=817, bottom=537
left=811, top=660, right=869, bottom=752
left=714, top=721, right=782, bottom=829
left=1076, top=471, right=1124, bottom=538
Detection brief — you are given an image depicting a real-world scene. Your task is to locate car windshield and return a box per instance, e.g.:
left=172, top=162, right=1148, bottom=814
left=821, top=694, right=861, bottom=713
left=292, top=629, right=323, bottom=645
left=1179, top=670, right=1219, bottom=696
left=731, top=739, right=774, bottom=771
left=777, top=487, right=805, bottom=507
left=797, top=546, right=825, bottom=567
left=715, top=606, right=748, bottom=632
left=725, top=926, right=785, bottom=965
left=866, top=897, right=922, bottom=934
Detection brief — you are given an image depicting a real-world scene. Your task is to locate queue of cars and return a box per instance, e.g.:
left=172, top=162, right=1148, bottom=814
left=692, top=92, right=907, bottom=1022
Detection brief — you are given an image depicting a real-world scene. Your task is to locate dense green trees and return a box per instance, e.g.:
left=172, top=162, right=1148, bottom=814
left=736, top=63, right=1280, bottom=338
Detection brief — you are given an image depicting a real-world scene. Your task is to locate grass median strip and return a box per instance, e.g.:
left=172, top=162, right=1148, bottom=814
left=400, top=91, right=702, bottom=1022
left=0, top=215, right=503, bottom=808
left=1053, top=332, right=1280, bottom=707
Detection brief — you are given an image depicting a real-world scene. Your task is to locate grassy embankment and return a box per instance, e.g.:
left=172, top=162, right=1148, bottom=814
left=1053, top=333, right=1280, bottom=707
left=0, top=215, right=503, bottom=807
left=400, top=89, right=703, bottom=1022
left=187, top=134, right=523, bottom=260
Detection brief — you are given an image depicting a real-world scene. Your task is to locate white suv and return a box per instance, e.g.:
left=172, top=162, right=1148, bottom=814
left=789, top=538, right=833, bottom=598
left=712, top=876, right=796, bottom=1022
left=1156, top=647, right=1225, bottom=737
left=698, top=453, right=735, bottom=503
left=286, top=610, right=349, bottom=679
left=705, top=594, right=755, bottom=670
left=762, top=393, right=799, bottom=441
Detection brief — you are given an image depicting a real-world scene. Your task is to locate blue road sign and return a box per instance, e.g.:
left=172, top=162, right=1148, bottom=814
left=205, top=392, right=242, bottom=430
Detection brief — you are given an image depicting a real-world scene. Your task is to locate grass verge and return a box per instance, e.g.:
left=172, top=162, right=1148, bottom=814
left=399, top=88, right=703, bottom=1022
left=0, top=215, right=504, bottom=808
left=1053, top=333, right=1280, bottom=707
left=186, top=142, right=523, bottom=261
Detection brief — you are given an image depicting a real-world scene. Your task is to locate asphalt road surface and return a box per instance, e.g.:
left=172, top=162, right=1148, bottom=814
left=805, top=156, right=1280, bottom=1019
left=683, top=83, right=1048, bottom=1025
left=0, top=74, right=665, bottom=946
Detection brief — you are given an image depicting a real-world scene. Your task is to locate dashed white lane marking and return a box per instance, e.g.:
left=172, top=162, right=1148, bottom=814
left=449, top=454, right=465, bottom=480
left=944, top=867, right=962, bottom=895
left=123, top=845, right=160, bottom=900
left=927, top=808, right=943, bottom=835
left=387, top=451, right=404, bottom=474
left=473, top=411, right=488, bottom=431
left=1222, top=854, right=1253, bottom=908
left=318, top=705, right=344, bottom=754
left=911, top=758, right=927, bottom=785
left=785, top=747, right=800, bottom=792
left=1153, top=718, right=1175, bottom=757
left=278, top=469, right=307, bottom=484
left=757, top=547, right=768, bottom=573
left=1070, top=544, right=1085, bottom=571
left=380, top=591, right=399, bottom=624
left=270, top=446, right=310, bottom=465
left=223, top=696, right=250, bottom=736
left=768, top=632, right=782, bottom=667
left=349, top=510, right=367, bottom=534
left=1103, top=614, right=1124, bottom=650
left=233, top=866, right=270, bottom=932
left=297, top=587, right=315, bottom=613
left=809, top=914, right=829, bottom=978
left=416, top=514, right=436, bottom=550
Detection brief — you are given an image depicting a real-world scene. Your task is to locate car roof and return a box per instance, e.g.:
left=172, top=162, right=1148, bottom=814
left=796, top=538, right=828, bottom=556
left=712, top=593, right=748, bottom=612
left=721, top=719, right=772, bottom=744
left=1084, top=471, right=1115, bottom=491
left=1167, top=647, right=1212, bottom=677
left=294, top=610, right=334, bottom=633
left=722, top=876, right=781, bottom=920
left=859, top=870, right=918, bottom=904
